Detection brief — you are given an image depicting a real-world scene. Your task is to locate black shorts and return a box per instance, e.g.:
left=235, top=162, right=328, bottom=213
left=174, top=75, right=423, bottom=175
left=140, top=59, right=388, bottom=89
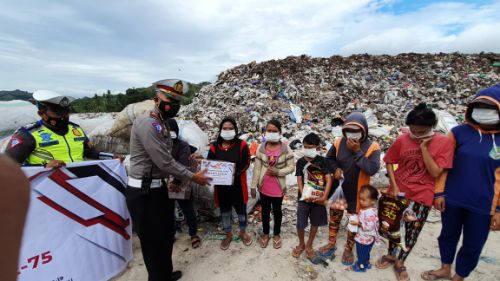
left=296, top=201, right=328, bottom=230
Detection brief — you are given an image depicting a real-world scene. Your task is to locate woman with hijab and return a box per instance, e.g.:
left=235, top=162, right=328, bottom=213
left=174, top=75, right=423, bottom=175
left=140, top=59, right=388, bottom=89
left=422, top=84, right=500, bottom=281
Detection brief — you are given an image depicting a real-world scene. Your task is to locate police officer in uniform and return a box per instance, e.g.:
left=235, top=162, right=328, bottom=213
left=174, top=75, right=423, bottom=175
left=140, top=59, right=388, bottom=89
left=5, top=90, right=115, bottom=166
left=126, top=79, right=211, bottom=281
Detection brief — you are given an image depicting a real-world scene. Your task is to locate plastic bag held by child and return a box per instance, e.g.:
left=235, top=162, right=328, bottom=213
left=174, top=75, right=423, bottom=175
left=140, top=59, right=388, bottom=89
left=329, top=179, right=348, bottom=210
left=347, top=214, right=359, bottom=233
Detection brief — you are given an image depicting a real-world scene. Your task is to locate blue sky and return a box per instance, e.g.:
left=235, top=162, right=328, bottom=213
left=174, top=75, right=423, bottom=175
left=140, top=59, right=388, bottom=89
left=377, top=0, right=489, bottom=14
left=0, top=0, right=498, bottom=97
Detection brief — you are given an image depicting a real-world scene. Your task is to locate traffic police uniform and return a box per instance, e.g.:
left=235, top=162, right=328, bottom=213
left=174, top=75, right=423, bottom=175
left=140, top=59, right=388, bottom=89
left=5, top=90, right=110, bottom=165
left=126, top=79, right=193, bottom=281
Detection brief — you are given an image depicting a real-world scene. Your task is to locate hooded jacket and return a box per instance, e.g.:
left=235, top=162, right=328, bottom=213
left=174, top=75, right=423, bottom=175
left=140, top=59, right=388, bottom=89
left=326, top=112, right=381, bottom=213
left=435, top=84, right=500, bottom=215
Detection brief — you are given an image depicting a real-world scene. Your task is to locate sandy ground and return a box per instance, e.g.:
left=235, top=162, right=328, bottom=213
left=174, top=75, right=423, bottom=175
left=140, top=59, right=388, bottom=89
left=114, top=191, right=500, bottom=281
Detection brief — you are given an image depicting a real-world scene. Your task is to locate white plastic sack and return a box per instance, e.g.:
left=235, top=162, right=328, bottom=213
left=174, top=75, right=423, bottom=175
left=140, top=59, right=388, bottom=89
left=0, top=100, right=38, bottom=133
left=109, top=100, right=154, bottom=138
left=369, top=125, right=392, bottom=137
left=435, top=110, right=458, bottom=134
left=363, top=109, right=379, bottom=128
left=290, top=103, right=303, bottom=124
left=177, top=120, right=209, bottom=157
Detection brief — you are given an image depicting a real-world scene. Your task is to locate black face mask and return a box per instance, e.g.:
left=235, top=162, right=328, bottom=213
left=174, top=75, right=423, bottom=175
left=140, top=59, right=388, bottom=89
left=158, top=101, right=181, bottom=119
left=46, top=116, right=69, bottom=131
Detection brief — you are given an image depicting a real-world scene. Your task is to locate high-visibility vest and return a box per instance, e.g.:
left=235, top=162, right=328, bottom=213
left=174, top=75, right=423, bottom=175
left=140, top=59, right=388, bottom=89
left=26, top=123, right=86, bottom=165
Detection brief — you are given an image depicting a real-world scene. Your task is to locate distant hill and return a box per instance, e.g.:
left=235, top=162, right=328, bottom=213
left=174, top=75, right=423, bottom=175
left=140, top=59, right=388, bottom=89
left=0, top=82, right=210, bottom=113
left=0, top=90, right=32, bottom=101
left=71, top=81, right=210, bottom=113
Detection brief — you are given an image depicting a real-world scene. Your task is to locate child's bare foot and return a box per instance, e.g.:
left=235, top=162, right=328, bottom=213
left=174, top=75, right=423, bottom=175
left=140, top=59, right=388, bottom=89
left=292, top=245, right=305, bottom=258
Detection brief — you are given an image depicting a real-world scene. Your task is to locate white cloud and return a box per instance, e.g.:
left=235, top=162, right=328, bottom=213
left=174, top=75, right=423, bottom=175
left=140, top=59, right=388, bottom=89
left=0, top=0, right=498, bottom=96
left=339, top=1, right=500, bottom=54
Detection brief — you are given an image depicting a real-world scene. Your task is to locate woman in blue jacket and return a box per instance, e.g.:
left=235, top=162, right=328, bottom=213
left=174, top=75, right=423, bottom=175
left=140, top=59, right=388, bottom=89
left=422, top=84, right=500, bottom=281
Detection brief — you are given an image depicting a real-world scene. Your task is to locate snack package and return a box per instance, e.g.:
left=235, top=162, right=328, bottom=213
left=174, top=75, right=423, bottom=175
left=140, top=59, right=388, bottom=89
left=299, top=162, right=326, bottom=201
left=378, top=193, right=409, bottom=243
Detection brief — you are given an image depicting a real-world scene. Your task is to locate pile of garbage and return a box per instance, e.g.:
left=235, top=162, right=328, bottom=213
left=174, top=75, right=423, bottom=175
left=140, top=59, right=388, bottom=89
left=180, top=53, right=500, bottom=150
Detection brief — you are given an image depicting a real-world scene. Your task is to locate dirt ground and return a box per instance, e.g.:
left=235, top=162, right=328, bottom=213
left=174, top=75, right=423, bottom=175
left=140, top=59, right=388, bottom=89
left=114, top=187, right=500, bottom=281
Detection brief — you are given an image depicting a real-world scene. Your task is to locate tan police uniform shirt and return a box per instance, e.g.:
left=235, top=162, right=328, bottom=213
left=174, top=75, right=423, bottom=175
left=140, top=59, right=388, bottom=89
left=128, top=110, right=194, bottom=181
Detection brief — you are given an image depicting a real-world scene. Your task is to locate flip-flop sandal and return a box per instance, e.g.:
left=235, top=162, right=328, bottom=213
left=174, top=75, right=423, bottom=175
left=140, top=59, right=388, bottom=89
left=259, top=235, right=270, bottom=248
left=220, top=235, right=232, bottom=250
left=421, top=270, right=452, bottom=280
left=319, top=243, right=336, bottom=252
left=341, top=250, right=354, bottom=266
left=273, top=237, right=282, bottom=249
left=292, top=246, right=305, bottom=258
left=191, top=235, right=201, bottom=249
left=394, top=265, right=410, bottom=281
left=316, top=246, right=336, bottom=260
left=375, top=255, right=396, bottom=269
left=305, top=248, right=315, bottom=259
left=239, top=233, right=253, bottom=246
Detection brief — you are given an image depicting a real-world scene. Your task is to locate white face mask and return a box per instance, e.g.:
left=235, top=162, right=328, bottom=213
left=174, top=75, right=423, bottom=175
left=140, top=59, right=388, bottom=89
left=303, top=148, right=317, bottom=158
left=265, top=132, right=281, bottom=142
left=346, top=132, right=362, bottom=141
left=170, top=131, right=177, bottom=139
left=220, top=129, right=236, bottom=140
left=472, top=108, right=500, bottom=125
left=409, top=130, right=434, bottom=139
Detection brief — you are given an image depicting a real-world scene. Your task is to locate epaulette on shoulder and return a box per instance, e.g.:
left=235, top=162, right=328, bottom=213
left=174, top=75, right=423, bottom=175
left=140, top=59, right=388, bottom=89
left=68, top=121, right=81, bottom=128
left=16, top=120, right=43, bottom=134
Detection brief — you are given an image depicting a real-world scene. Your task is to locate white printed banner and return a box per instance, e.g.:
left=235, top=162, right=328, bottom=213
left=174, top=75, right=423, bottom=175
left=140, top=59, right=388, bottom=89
left=18, top=160, right=133, bottom=281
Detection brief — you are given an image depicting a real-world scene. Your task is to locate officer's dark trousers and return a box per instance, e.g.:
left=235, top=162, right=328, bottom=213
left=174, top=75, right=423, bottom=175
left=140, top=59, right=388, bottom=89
left=126, top=186, right=175, bottom=281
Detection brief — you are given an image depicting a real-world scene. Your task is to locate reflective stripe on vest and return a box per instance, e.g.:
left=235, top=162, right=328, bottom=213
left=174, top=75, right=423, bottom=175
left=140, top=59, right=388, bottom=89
left=26, top=125, right=86, bottom=165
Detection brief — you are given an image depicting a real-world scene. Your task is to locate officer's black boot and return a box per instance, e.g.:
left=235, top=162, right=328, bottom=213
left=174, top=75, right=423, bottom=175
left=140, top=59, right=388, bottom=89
left=171, top=270, right=182, bottom=281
